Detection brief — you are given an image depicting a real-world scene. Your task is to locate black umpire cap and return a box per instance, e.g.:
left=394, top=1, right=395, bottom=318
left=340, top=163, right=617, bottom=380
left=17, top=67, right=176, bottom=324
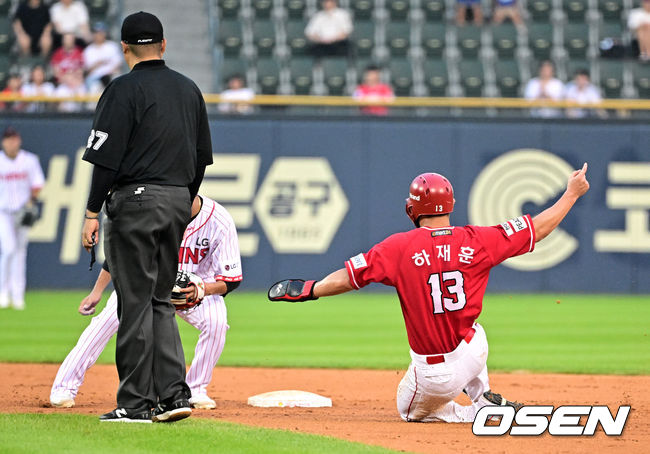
left=121, top=11, right=163, bottom=45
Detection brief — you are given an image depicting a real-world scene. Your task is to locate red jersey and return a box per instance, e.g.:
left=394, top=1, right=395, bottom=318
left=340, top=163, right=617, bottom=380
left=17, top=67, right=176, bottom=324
left=51, top=47, right=84, bottom=77
left=345, top=215, right=535, bottom=355
left=353, top=84, right=394, bottom=115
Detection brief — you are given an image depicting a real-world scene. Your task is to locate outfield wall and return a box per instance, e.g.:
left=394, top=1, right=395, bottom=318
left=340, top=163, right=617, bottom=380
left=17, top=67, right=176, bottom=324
left=5, top=115, right=649, bottom=293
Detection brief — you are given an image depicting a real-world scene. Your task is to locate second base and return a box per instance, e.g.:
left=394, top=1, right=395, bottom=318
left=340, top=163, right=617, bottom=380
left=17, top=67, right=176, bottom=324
left=247, top=390, right=332, bottom=408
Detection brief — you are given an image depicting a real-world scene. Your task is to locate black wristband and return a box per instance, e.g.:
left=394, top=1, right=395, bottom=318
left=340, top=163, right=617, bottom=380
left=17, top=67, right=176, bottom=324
left=85, top=215, right=99, bottom=220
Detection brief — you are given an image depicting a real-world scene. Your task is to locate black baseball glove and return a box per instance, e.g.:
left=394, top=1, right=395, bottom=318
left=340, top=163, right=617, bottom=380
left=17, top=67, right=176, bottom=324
left=171, top=270, right=205, bottom=311
left=19, top=204, right=40, bottom=227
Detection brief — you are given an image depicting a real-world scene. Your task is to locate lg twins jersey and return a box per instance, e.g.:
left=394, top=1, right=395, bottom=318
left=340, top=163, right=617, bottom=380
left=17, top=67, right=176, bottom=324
left=177, top=196, right=242, bottom=285
left=0, top=150, right=45, bottom=212
left=345, top=215, right=536, bottom=355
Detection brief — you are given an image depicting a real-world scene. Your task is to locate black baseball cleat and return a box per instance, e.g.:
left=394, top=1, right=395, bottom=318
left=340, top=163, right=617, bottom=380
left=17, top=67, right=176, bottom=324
left=482, top=390, right=524, bottom=411
left=152, top=398, right=192, bottom=423
left=100, top=406, right=152, bottom=423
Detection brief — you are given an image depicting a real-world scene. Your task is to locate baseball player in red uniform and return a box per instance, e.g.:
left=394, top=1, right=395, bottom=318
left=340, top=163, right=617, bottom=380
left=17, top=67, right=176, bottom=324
left=269, top=165, right=590, bottom=422
left=50, top=195, right=242, bottom=411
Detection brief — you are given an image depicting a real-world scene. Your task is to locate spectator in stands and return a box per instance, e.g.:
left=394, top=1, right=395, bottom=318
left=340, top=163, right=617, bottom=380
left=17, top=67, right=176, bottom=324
left=353, top=65, right=395, bottom=116
left=12, top=0, right=53, bottom=57
left=305, top=0, right=353, bottom=58
left=51, top=33, right=84, bottom=83
left=0, top=74, right=25, bottom=112
left=564, top=69, right=603, bottom=119
left=628, top=0, right=650, bottom=61
left=524, top=60, right=564, bottom=118
left=218, top=74, right=255, bottom=114
left=492, top=0, right=524, bottom=28
left=83, top=22, right=123, bottom=93
left=21, top=64, right=55, bottom=112
left=50, top=0, right=91, bottom=47
left=54, top=68, right=86, bottom=112
left=456, top=0, right=484, bottom=26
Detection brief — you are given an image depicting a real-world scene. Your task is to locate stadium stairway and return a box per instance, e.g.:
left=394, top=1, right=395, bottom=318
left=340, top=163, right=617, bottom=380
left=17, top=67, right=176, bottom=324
left=122, top=0, right=214, bottom=92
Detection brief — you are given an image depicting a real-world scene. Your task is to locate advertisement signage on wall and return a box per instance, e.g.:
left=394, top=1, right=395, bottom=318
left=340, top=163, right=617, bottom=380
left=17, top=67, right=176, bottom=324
left=4, top=116, right=649, bottom=292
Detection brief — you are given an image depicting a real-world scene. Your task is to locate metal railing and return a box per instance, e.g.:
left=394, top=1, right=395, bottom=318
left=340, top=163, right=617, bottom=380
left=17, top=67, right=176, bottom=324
left=1, top=93, right=650, bottom=111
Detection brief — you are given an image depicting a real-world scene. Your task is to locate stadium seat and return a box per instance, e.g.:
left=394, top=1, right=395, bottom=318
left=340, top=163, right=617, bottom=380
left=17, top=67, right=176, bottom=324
left=217, top=19, right=243, bottom=56
left=85, top=0, right=109, bottom=19
left=289, top=57, right=314, bottom=95
left=218, top=0, right=241, bottom=18
left=0, top=55, right=9, bottom=89
left=421, top=22, right=446, bottom=57
left=422, top=59, right=448, bottom=96
left=565, top=59, right=591, bottom=80
left=495, top=60, right=521, bottom=97
left=563, top=0, right=587, bottom=22
left=220, top=57, right=247, bottom=83
left=389, top=58, right=413, bottom=96
left=0, top=18, right=13, bottom=54
left=0, top=0, right=11, bottom=15
left=252, top=20, right=276, bottom=56
left=528, top=0, right=552, bottom=22
left=492, top=23, right=518, bottom=59
left=350, top=0, right=373, bottom=20
left=386, top=22, right=411, bottom=56
left=285, top=0, right=306, bottom=19
left=458, top=60, right=484, bottom=97
left=352, top=21, right=375, bottom=57
left=599, top=21, right=623, bottom=42
left=355, top=57, right=380, bottom=82
left=598, top=0, right=622, bottom=22
left=422, top=0, right=446, bottom=22
left=322, top=58, right=348, bottom=95
left=599, top=60, right=623, bottom=98
left=456, top=26, right=482, bottom=59
left=564, top=23, right=589, bottom=58
left=252, top=0, right=273, bottom=18
left=256, top=58, right=281, bottom=94
left=286, top=19, right=308, bottom=55
left=16, top=55, right=45, bottom=71
left=633, top=63, right=650, bottom=98
left=528, top=23, right=553, bottom=60
left=386, top=0, right=410, bottom=21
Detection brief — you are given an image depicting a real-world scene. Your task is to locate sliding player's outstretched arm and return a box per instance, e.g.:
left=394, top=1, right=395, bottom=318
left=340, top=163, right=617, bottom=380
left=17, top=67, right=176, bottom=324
left=533, top=162, right=590, bottom=242
left=268, top=268, right=353, bottom=302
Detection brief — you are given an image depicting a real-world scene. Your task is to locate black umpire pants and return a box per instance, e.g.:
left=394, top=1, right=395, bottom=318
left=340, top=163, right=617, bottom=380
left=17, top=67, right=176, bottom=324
left=104, top=184, right=191, bottom=409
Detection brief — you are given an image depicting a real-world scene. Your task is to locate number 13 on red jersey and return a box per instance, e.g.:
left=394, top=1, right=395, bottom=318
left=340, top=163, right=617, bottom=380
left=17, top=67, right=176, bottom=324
left=428, top=271, right=467, bottom=314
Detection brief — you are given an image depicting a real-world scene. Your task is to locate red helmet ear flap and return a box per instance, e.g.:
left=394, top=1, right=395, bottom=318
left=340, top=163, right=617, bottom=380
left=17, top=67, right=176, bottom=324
left=405, top=200, right=418, bottom=226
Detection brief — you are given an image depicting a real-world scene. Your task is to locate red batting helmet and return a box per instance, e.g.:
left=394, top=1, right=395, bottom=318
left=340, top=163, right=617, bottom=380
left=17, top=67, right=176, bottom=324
left=405, top=173, right=455, bottom=226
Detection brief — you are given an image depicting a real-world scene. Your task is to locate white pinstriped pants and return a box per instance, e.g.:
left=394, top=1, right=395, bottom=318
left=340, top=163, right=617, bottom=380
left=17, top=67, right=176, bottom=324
left=0, top=211, right=28, bottom=304
left=396, top=323, right=491, bottom=423
left=50, top=291, right=229, bottom=399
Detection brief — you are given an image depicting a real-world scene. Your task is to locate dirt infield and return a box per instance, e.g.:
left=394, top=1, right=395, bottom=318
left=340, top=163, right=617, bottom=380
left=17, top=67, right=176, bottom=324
left=2, top=363, right=648, bottom=453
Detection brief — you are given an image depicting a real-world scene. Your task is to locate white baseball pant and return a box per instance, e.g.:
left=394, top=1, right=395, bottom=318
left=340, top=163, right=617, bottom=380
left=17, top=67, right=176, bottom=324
left=50, top=291, right=229, bottom=400
left=396, top=323, right=491, bottom=423
left=0, top=211, right=29, bottom=306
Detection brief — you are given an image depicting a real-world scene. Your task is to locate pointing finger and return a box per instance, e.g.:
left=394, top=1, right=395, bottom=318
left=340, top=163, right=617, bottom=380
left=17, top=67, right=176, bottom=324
left=581, top=162, right=588, bottom=174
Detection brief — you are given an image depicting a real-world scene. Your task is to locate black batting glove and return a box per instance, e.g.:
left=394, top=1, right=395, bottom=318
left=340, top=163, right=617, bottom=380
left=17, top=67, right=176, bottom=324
left=268, top=279, right=318, bottom=302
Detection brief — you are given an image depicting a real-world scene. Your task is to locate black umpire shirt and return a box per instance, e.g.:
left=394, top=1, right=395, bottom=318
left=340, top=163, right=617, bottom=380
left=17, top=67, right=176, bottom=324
left=83, top=59, right=213, bottom=207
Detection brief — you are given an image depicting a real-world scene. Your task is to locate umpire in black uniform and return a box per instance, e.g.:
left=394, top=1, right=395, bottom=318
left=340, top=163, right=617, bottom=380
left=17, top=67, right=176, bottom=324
left=81, top=11, right=213, bottom=423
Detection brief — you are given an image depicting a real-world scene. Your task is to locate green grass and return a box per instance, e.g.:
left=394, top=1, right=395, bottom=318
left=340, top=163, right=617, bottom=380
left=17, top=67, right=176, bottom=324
left=0, top=291, right=649, bottom=374
left=0, top=414, right=397, bottom=454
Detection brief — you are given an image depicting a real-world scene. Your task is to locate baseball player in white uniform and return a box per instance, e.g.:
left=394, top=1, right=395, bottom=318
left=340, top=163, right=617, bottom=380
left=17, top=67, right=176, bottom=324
left=0, top=126, right=45, bottom=310
left=50, top=195, right=242, bottom=409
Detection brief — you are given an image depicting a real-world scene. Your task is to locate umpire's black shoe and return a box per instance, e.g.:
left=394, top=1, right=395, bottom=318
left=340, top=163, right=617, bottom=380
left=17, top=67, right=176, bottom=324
left=152, top=398, right=192, bottom=423
left=100, top=406, right=152, bottom=423
left=482, top=390, right=524, bottom=411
